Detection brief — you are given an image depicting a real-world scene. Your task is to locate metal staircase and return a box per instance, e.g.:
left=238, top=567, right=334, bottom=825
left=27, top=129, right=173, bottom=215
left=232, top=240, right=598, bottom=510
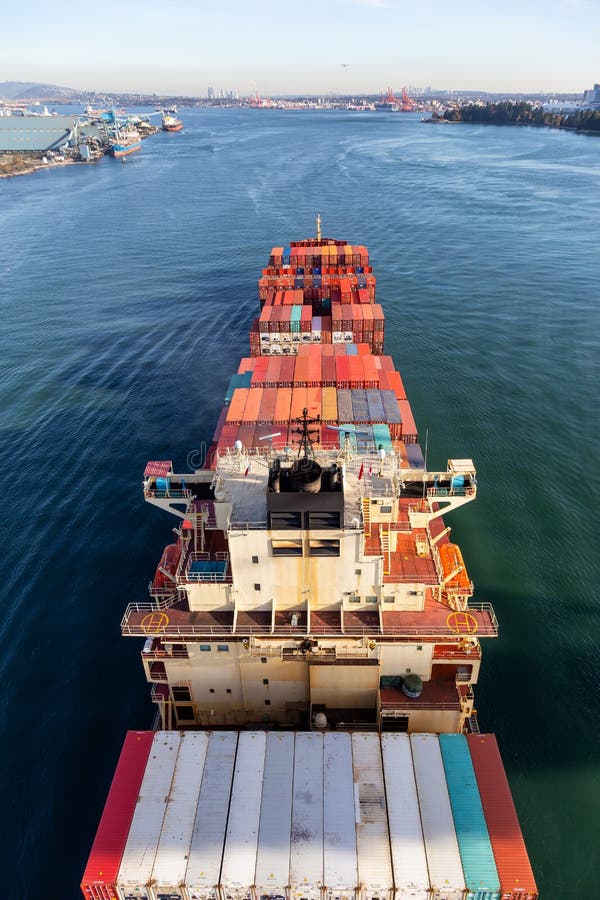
left=362, top=498, right=371, bottom=537
left=381, top=524, right=391, bottom=575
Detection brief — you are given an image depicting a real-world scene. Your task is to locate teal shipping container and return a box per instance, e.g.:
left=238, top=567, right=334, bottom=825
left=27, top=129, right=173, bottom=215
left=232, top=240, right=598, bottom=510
left=372, top=423, right=393, bottom=451
left=439, top=734, right=501, bottom=900
left=291, top=306, right=303, bottom=333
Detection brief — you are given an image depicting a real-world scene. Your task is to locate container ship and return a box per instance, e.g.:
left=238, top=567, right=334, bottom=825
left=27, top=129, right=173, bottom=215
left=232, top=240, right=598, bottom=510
left=162, top=113, right=183, bottom=132
left=81, top=222, right=538, bottom=900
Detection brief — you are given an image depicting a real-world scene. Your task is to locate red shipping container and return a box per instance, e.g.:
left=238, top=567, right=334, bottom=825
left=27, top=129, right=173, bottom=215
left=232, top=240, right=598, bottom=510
left=252, top=357, right=269, bottom=385
left=238, top=358, right=254, bottom=374
left=306, top=386, right=321, bottom=419
left=387, top=370, right=407, bottom=401
left=218, top=424, right=240, bottom=449
left=363, top=355, right=379, bottom=389
left=301, top=306, right=312, bottom=332
left=258, top=387, right=277, bottom=424
left=212, top=406, right=228, bottom=443
left=379, top=356, right=394, bottom=372
left=348, top=355, right=364, bottom=388
left=307, top=352, right=322, bottom=386
left=266, top=357, right=281, bottom=386
left=335, top=356, right=350, bottom=388
left=236, top=422, right=256, bottom=448
left=467, top=735, right=538, bottom=900
left=398, top=399, right=418, bottom=442
left=294, top=354, right=310, bottom=385
left=280, top=357, right=295, bottom=386
left=322, top=355, right=336, bottom=385
left=81, top=731, right=154, bottom=900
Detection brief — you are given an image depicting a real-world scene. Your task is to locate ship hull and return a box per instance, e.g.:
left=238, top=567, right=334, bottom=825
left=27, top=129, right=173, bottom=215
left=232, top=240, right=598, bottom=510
left=108, top=141, right=142, bottom=158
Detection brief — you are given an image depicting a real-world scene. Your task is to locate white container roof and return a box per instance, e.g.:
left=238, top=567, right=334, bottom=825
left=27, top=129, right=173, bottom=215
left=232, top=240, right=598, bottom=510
left=117, top=731, right=181, bottom=886
left=220, top=731, right=268, bottom=896
left=380, top=733, right=430, bottom=896
left=185, top=732, right=239, bottom=894
left=255, top=732, right=295, bottom=892
left=152, top=732, right=209, bottom=888
left=290, top=732, right=324, bottom=894
left=410, top=734, right=465, bottom=898
left=350, top=732, right=394, bottom=894
left=323, top=733, right=358, bottom=891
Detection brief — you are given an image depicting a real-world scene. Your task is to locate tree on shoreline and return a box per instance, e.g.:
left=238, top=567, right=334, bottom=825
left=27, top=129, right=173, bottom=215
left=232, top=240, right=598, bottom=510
left=441, top=102, right=600, bottom=133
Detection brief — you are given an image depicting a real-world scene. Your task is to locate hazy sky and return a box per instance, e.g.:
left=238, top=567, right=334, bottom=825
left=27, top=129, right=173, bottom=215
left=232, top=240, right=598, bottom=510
left=2, top=0, right=598, bottom=95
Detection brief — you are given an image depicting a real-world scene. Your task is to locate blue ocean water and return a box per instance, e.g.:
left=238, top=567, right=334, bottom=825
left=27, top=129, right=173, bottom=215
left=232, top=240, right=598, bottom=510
left=0, top=108, right=598, bottom=898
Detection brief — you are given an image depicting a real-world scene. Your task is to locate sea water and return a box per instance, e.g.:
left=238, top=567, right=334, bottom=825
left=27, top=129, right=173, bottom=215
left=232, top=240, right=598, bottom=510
left=0, top=108, right=598, bottom=898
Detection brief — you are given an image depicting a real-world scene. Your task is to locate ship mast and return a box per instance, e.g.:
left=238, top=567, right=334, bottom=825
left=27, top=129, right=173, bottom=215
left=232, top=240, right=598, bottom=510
left=316, top=213, right=321, bottom=241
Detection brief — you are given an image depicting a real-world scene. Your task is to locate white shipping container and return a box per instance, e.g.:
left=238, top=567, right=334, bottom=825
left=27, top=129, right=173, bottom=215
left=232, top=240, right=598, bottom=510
left=290, top=732, right=324, bottom=900
left=220, top=731, right=268, bottom=900
left=150, top=732, right=210, bottom=899
left=410, top=734, right=465, bottom=900
left=380, top=734, right=430, bottom=900
left=117, top=732, right=182, bottom=899
left=350, top=733, right=394, bottom=900
left=254, top=733, right=295, bottom=900
left=323, top=733, right=358, bottom=900
left=185, top=732, right=239, bottom=900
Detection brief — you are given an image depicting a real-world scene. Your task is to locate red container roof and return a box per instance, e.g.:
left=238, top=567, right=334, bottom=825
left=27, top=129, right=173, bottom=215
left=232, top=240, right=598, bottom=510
left=81, top=731, right=154, bottom=894
left=468, top=735, right=538, bottom=898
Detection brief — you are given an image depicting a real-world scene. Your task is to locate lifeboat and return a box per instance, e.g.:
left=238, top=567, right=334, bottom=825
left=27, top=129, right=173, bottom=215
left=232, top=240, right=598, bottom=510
left=439, top=542, right=471, bottom=590
left=152, top=540, right=182, bottom=591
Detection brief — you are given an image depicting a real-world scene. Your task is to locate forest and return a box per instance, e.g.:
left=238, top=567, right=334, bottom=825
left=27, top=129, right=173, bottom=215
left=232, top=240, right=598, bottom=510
left=440, top=101, right=600, bottom=133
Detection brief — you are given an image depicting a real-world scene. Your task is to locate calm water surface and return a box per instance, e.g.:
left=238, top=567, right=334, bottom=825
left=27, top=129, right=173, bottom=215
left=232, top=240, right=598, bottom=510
left=0, top=109, right=598, bottom=898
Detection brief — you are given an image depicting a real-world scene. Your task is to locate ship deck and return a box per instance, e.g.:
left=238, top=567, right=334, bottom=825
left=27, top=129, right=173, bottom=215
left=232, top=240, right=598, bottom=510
left=121, top=595, right=498, bottom=639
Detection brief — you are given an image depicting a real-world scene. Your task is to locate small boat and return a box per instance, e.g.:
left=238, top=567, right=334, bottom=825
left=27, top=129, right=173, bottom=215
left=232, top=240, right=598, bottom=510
left=162, top=113, right=183, bottom=132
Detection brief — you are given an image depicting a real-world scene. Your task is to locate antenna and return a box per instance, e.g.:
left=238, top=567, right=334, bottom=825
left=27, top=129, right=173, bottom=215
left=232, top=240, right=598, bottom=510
left=291, top=407, right=320, bottom=459
left=316, top=213, right=321, bottom=241
left=421, top=427, right=429, bottom=506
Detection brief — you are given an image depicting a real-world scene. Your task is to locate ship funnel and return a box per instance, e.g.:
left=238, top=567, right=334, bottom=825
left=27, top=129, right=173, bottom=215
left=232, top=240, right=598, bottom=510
left=290, top=458, right=322, bottom=493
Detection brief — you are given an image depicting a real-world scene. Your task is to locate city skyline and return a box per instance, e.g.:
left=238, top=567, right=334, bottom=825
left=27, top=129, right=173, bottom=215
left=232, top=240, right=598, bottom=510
left=2, top=0, right=598, bottom=95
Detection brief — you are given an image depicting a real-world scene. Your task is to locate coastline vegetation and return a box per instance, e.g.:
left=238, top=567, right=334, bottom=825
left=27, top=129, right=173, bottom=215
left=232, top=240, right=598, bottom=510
left=439, top=101, right=600, bottom=134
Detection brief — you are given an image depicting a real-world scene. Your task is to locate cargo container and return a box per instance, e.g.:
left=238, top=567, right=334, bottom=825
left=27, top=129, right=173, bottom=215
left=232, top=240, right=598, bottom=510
left=290, top=387, right=308, bottom=420
left=350, top=733, right=394, bottom=900
left=242, top=388, right=263, bottom=423
left=380, top=734, right=430, bottom=899
left=274, top=387, right=292, bottom=424
left=226, top=388, right=250, bottom=425
left=397, top=400, right=417, bottom=442
left=321, top=386, right=338, bottom=423
left=337, top=389, right=353, bottom=423
left=323, top=733, right=358, bottom=900
left=150, top=732, right=210, bottom=899
left=290, top=733, right=324, bottom=900
left=351, top=389, right=370, bottom=423
left=81, top=732, right=155, bottom=900
left=439, top=734, right=501, bottom=900
left=258, top=387, right=277, bottom=424
left=467, top=735, right=538, bottom=900
left=116, top=732, right=182, bottom=899
left=366, top=389, right=386, bottom=423
left=405, top=443, right=425, bottom=469
left=372, top=423, right=393, bottom=452
left=255, top=733, right=295, bottom=900
left=410, top=734, right=465, bottom=900
left=220, top=731, right=268, bottom=900
left=185, top=732, right=239, bottom=900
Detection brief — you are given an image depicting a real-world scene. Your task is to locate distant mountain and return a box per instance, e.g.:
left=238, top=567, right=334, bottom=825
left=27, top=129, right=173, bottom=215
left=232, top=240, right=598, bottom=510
left=0, top=81, right=80, bottom=100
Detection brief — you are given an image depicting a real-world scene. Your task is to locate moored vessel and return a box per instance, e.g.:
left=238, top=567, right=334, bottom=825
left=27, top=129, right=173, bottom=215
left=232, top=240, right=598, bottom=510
left=162, top=113, right=183, bottom=132
left=81, top=221, right=538, bottom=900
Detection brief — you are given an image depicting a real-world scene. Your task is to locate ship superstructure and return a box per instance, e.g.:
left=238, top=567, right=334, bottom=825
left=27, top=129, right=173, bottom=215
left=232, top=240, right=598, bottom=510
left=125, top=233, right=489, bottom=735
left=82, top=229, right=538, bottom=900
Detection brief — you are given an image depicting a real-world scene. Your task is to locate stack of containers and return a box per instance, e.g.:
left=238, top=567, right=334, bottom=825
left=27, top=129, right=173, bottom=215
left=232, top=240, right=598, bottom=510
left=439, top=734, right=501, bottom=900
left=255, top=734, right=295, bottom=900
left=116, top=732, right=182, bottom=897
left=150, top=733, right=210, bottom=899
left=184, top=732, right=238, bottom=900
left=290, top=733, right=324, bottom=900
left=323, top=734, right=358, bottom=900
left=410, top=733, right=466, bottom=900
left=350, top=733, right=395, bottom=900
left=81, top=731, right=155, bottom=900
left=467, top=735, right=538, bottom=900
left=381, top=734, right=430, bottom=899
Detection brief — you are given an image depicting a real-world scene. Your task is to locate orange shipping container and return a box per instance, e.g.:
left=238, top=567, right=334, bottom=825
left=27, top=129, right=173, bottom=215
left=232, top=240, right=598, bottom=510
left=290, top=387, right=308, bottom=420
left=226, top=388, right=250, bottom=424
left=274, top=388, right=292, bottom=423
left=243, top=387, right=263, bottom=423
left=321, top=386, right=338, bottom=422
left=306, top=386, right=321, bottom=419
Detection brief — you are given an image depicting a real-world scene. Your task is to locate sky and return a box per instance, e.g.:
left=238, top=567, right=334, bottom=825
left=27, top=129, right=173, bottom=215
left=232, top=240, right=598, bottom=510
left=2, top=0, right=598, bottom=95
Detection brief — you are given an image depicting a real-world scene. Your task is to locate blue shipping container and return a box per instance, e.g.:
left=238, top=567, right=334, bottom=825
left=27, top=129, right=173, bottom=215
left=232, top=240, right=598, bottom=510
left=380, top=391, right=402, bottom=424
left=366, top=390, right=385, bottom=423
left=405, top=443, right=425, bottom=468
left=346, top=344, right=358, bottom=356
left=439, top=735, right=500, bottom=900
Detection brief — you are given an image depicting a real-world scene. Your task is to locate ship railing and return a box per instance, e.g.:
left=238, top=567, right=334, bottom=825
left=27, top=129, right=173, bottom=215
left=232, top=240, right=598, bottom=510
left=381, top=700, right=462, bottom=712
left=228, top=519, right=269, bottom=530
left=120, top=602, right=498, bottom=637
left=427, top=486, right=476, bottom=499
left=144, top=487, right=192, bottom=500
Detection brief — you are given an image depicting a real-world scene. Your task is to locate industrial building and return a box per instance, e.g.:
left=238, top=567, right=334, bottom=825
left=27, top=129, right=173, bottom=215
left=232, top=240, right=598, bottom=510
left=0, top=114, right=81, bottom=152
